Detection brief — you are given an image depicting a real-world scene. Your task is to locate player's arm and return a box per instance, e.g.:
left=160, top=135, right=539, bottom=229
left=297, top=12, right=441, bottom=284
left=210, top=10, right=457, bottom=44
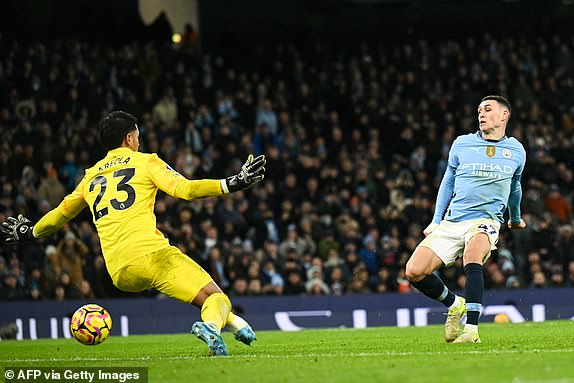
left=149, top=154, right=266, bottom=201
left=425, top=140, right=458, bottom=235
left=1, top=178, right=88, bottom=243
left=426, top=165, right=455, bottom=233
left=507, top=148, right=526, bottom=229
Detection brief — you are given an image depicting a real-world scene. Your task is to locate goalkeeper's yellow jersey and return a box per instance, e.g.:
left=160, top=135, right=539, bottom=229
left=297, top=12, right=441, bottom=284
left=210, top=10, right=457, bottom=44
left=40, top=147, right=224, bottom=277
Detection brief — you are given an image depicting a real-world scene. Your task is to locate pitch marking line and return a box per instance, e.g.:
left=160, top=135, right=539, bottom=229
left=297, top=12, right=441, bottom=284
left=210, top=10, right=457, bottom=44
left=4, top=348, right=574, bottom=362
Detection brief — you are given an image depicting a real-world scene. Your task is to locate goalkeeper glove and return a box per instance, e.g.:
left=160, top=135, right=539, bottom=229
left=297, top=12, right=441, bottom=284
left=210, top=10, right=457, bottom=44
left=225, top=154, right=266, bottom=193
left=1, top=214, right=36, bottom=244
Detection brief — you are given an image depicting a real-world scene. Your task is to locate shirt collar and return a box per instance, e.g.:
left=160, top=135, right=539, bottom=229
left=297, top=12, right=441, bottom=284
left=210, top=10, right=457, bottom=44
left=476, top=130, right=507, bottom=143
left=108, top=147, right=134, bottom=155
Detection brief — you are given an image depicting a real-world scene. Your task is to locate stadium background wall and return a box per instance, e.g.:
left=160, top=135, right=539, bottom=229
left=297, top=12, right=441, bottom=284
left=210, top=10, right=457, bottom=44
left=2, top=288, right=573, bottom=340
left=1, top=0, right=574, bottom=44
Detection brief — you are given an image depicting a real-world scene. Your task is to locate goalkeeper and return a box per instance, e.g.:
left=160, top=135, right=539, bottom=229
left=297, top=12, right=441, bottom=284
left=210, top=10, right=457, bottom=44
left=1, top=111, right=265, bottom=356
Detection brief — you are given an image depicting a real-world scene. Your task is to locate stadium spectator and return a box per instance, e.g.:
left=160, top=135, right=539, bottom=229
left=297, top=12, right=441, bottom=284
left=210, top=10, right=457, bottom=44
left=547, top=263, right=564, bottom=285
left=56, top=270, right=79, bottom=299
left=278, top=224, right=310, bottom=258
left=53, top=285, right=67, bottom=301
left=230, top=277, right=248, bottom=296
left=328, top=266, right=347, bottom=295
left=84, top=254, right=124, bottom=298
left=530, top=271, right=547, bottom=288
left=207, top=246, right=229, bottom=290
left=270, top=273, right=285, bottom=295
left=283, top=271, right=305, bottom=295
left=305, top=265, right=330, bottom=295
left=348, top=274, right=371, bottom=294
left=255, top=99, right=278, bottom=136
left=247, top=278, right=263, bottom=295
left=25, top=267, right=48, bottom=300
left=44, top=244, right=59, bottom=288
left=0, top=30, right=573, bottom=305
left=36, top=167, right=66, bottom=210
left=0, top=272, right=26, bottom=301
left=78, top=279, right=96, bottom=300
left=51, top=231, right=89, bottom=288
left=545, top=184, right=572, bottom=223
left=358, top=235, right=379, bottom=275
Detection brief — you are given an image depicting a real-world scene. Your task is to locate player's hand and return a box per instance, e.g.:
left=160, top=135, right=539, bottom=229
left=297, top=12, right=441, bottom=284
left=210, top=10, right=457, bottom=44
left=423, top=223, right=439, bottom=237
left=226, top=154, right=266, bottom=192
left=1, top=214, right=36, bottom=244
left=508, top=219, right=527, bottom=230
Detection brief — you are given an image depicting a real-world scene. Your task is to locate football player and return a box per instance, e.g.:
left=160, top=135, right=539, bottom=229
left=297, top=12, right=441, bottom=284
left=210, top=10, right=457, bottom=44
left=405, top=96, right=527, bottom=343
left=2, top=111, right=264, bottom=355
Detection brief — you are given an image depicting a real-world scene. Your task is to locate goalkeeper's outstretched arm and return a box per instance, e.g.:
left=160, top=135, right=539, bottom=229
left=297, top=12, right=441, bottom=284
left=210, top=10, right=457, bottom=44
left=1, top=181, right=87, bottom=243
left=152, top=154, right=266, bottom=201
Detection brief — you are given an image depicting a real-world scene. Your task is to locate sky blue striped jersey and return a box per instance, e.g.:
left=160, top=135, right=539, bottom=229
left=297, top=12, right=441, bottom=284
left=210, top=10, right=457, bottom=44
left=432, top=131, right=526, bottom=225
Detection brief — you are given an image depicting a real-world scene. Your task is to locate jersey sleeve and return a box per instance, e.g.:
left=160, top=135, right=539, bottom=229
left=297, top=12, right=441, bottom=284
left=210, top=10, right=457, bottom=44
left=507, top=142, right=526, bottom=224
left=447, top=137, right=460, bottom=168
left=147, top=154, right=225, bottom=201
left=432, top=165, right=455, bottom=224
left=513, top=142, right=526, bottom=178
left=33, top=177, right=88, bottom=237
left=431, top=139, right=458, bottom=224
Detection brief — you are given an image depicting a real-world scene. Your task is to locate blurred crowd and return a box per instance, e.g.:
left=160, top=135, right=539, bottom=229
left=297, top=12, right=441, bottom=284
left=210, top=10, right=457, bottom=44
left=1, top=30, right=574, bottom=302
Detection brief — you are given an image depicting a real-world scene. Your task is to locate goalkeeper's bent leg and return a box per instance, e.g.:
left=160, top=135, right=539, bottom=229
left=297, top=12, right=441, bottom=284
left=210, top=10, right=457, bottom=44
left=226, top=311, right=249, bottom=333
left=227, top=311, right=257, bottom=346
left=201, top=293, right=231, bottom=332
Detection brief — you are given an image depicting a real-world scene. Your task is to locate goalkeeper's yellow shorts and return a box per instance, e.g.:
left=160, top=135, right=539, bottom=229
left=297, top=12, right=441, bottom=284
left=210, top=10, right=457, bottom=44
left=111, top=246, right=213, bottom=303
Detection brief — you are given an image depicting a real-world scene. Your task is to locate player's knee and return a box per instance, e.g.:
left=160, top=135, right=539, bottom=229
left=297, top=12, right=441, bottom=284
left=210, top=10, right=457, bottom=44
left=405, top=261, right=426, bottom=282
left=463, top=252, right=486, bottom=265
left=463, top=240, right=490, bottom=264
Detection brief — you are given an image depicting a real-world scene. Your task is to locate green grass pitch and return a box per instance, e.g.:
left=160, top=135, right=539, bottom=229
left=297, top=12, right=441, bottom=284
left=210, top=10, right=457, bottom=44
left=1, top=321, right=573, bottom=383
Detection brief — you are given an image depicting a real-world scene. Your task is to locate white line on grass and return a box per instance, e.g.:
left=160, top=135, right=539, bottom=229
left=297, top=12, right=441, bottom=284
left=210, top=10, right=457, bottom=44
left=511, top=380, right=574, bottom=383
left=4, top=348, right=574, bottom=363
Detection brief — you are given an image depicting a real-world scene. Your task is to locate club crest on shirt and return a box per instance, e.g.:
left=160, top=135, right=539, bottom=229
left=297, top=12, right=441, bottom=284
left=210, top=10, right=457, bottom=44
left=486, top=146, right=496, bottom=158
left=502, top=149, right=512, bottom=158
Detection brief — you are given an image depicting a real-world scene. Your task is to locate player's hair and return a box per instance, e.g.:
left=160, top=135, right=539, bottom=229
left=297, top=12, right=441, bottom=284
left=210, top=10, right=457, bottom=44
left=481, top=95, right=512, bottom=119
left=99, top=111, right=138, bottom=151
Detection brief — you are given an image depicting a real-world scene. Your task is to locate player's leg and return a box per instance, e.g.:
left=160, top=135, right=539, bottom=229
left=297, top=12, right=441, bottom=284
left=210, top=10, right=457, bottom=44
left=226, top=312, right=257, bottom=346
left=111, top=257, right=153, bottom=293
left=405, top=245, right=448, bottom=297
left=192, top=282, right=232, bottom=333
left=453, top=227, right=493, bottom=343
left=192, top=280, right=256, bottom=345
left=149, top=247, right=230, bottom=355
left=406, top=245, right=465, bottom=341
left=190, top=282, right=233, bottom=356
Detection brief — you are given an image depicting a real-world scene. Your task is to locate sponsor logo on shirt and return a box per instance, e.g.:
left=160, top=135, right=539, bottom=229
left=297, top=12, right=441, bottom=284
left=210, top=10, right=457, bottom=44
left=460, top=163, right=514, bottom=179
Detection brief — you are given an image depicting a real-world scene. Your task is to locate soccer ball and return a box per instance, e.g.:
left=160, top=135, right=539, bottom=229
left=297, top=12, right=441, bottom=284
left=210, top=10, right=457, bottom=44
left=70, top=304, right=112, bottom=345
left=494, top=313, right=510, bottom=324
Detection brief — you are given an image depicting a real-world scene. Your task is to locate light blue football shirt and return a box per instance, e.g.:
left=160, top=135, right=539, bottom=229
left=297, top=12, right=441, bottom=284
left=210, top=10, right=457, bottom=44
left=432, top=131, right=526, bottom=224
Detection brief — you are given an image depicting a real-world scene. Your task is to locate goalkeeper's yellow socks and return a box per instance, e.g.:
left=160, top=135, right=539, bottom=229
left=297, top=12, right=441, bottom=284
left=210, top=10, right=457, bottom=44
left=226, top=311, right=249, bottom=333
left=201, top=293, right=231, bottom=333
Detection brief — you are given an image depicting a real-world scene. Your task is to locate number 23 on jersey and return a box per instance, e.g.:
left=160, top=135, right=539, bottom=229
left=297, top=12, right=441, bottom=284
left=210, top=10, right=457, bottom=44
left=89, top=168, right=137, bottom=220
